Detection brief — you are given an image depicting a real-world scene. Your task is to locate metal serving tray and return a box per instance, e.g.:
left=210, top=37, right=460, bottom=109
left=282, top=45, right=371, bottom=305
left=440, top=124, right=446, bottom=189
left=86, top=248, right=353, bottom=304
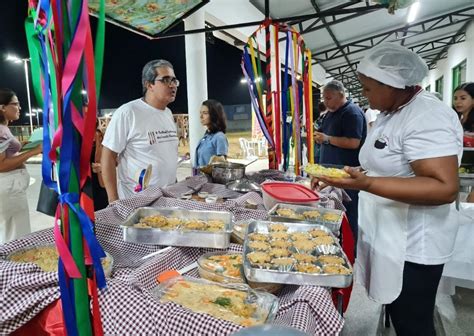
left=121, top=207, right=233, bottom=248
left=243, top=220, right=352, bottom=288
left=268, top=203, right=343, bottom=234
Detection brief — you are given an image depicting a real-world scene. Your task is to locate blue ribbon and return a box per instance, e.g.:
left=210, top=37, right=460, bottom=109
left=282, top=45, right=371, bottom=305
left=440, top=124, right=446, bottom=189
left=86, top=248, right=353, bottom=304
left=59, top=193, right=107, bottom=289
left=58, top=259, right=78, bottom=336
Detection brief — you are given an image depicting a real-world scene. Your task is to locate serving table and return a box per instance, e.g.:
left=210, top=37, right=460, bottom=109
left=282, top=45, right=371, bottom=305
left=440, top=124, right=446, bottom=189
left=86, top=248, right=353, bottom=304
left=1, top=176, right=348, bottom=335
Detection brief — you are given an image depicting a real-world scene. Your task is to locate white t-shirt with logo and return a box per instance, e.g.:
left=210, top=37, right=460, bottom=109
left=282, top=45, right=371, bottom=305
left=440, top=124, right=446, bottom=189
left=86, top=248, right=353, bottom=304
left=102, top=98, right=178, bottom=199
left=359, top=90, right=463, bottom=264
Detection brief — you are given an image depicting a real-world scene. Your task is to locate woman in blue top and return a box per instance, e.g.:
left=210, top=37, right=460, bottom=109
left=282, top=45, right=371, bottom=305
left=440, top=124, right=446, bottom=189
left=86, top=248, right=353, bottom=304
left=194, top=99, right=229, bottom=167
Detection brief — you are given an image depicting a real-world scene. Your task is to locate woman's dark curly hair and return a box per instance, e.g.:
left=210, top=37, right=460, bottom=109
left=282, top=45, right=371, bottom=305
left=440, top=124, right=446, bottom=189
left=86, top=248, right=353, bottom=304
left=454, top=82, right=474, bottom=132
left=0, top=88, right=17, bottom=124
left=202, top=99, right=227, bottom=134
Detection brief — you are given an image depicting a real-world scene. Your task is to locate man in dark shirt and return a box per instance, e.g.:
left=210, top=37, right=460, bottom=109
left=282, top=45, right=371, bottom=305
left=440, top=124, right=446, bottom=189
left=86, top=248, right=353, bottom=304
left=314, top=80, right=367, bottom=243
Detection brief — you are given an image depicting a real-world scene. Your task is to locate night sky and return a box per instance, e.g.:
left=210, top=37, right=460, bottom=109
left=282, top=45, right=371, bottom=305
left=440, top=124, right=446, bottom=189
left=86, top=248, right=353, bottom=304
left=0, top=1, right=251, bottom=125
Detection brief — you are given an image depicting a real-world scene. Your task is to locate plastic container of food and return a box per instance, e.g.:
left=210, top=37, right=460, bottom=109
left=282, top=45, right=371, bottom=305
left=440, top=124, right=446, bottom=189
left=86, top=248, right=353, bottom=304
left=261, top=182, right=319, bottom=210
left=151, top=276, right=278, bottom=327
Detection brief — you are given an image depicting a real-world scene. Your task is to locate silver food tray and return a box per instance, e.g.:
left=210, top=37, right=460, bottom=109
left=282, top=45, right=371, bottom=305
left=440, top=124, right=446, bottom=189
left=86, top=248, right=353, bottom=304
left=6, top=244, right=114, bottom=277
left=121, top=207, right=233, bottom=248
left=268, top=203, right=343, bottom=234
left=243, top=220, right=352, bottom=288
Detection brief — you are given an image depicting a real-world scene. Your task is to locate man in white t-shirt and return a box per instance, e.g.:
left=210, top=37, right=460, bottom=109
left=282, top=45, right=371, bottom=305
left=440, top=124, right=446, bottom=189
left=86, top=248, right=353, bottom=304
left=101, top=60, right=179, bottom=201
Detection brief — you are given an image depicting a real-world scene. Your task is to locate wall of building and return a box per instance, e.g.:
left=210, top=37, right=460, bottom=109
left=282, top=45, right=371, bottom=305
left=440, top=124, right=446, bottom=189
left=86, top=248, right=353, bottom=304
left=422, top=21, right=474, bottom=106
left=224, top=104, right=252, bottom=132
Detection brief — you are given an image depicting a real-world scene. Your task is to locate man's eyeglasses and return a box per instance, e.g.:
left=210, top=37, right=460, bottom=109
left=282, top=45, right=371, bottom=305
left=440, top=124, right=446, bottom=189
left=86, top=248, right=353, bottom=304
left=155, top=76, right=180, bottom=87
left=8, top=102, right=20, bottom=107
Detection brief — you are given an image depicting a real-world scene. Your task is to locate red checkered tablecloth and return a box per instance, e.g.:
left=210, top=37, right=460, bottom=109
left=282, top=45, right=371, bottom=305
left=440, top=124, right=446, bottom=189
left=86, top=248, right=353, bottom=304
left=0, top=183, right=345, bottom=335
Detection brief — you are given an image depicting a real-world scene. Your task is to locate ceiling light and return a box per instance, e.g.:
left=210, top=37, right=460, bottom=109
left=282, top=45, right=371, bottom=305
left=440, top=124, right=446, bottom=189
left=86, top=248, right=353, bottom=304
left=407, top=1, right=420, bottom=23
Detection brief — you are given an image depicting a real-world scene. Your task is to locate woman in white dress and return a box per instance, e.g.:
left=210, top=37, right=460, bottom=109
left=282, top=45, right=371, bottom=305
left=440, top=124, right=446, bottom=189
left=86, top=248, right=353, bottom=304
left=0, top=88, right=43, bottom=244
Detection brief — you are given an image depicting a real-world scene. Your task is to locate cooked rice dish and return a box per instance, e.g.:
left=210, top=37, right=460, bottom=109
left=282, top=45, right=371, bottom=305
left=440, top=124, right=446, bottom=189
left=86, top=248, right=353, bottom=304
left=295, top=263, right=321, bottom=274
left=304, top=164, right=350, bottom=178
left=271, top=257, right=295, bottom=266
left=292, top=253, right=316, bottom=263
left=268, top=248, right=290, bottom=258
left=268, top=223, right=288, bottom=232
left=276, top=208, right=296, bottom=217
left=247, top=251, right=271, bottom=265
left=323, top=213, right=340, bottom=222
left=292, top=239, right=316, bottom=252
left=269, top=240, right=292, bottom=249
left=248, top=241, right=271, bottom=251
left=269, top=232, right=289, bottom=240
left=308, top=229, right=329, bottom=238
left=317, top=255, right=345, bottom=265
left=302, top=210, right=321, bottom=219
left=313, top=236, right=335, bottom=245
left=290, top=232, right=311, bottom=241
left=161, top=280, right=264, bottom=326
left=9, top=246, right=112, bottom=274
left=323, top=264, right=352, bottom=275
left=248, top=233, right=269, bottom=242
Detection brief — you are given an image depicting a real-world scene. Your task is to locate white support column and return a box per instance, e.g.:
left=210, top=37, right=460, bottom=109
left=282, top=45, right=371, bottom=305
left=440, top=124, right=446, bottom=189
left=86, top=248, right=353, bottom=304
left=185, top=9, right=207, bottom=171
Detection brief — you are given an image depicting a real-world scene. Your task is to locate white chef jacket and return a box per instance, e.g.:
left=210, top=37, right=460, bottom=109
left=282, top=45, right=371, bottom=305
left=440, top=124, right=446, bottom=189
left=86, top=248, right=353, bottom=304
left=356, top=90, right=463, bottom=303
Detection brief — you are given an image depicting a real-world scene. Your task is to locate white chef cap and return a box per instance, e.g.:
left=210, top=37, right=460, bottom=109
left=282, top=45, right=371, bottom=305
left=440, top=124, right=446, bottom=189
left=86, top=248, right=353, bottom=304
left=357, top=43, right=428, bottom=89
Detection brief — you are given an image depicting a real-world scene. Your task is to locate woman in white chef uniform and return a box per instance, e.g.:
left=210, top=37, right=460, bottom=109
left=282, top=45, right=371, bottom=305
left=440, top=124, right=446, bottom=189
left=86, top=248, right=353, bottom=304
left=315, top=43, right=463, bottom=335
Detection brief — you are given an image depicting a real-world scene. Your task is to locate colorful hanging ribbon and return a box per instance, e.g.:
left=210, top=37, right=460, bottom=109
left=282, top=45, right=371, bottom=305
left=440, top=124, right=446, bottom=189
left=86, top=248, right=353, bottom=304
left=26, top=0, right=107, bottom=335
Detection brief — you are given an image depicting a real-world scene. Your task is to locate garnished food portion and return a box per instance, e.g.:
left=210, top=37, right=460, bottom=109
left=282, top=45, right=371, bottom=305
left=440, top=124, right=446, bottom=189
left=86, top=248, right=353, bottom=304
left=198, top=253, right=244, bottom=283
left=134, top=215, right=225, bottom=232
left=8, top=246, right=112, bottom=275
left=161, top=280, right=267, bottom=326
left=304, top=164, right=350, bottom=178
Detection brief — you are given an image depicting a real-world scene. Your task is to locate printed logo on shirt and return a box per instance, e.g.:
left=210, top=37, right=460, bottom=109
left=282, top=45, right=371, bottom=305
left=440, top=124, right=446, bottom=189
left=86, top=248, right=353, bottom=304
left=374, top=135, right=388, bottom=149
left=147, top=130, right=177, bottom=145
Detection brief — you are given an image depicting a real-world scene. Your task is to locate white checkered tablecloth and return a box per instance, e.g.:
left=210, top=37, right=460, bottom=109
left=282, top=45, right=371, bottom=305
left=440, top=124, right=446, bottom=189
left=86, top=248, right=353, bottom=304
left=0, top=183, right=345, bottom=335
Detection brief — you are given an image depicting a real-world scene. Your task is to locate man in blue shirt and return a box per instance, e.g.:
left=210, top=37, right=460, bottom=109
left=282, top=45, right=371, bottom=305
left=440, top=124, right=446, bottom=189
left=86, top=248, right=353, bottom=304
left=314, top=80, right=367, bottom=244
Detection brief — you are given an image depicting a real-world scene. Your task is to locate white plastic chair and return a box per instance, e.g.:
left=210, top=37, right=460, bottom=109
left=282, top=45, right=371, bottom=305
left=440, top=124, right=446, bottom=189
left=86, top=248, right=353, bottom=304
left=239, top=138, right=258, bottom=159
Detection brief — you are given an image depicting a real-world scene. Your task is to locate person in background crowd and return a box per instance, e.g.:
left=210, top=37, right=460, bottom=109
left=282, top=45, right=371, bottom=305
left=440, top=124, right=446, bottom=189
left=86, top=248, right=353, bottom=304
left=364, top=107, right=380, bottom=129
left=314, top=80, right=367, bottom=243
left=101, top=59, right=179, bottom=201
left=453, top=82, right=474, bottom=132
left=194, top=99, right=228, bottom=168
left=453, top=82, right=474, bottom=203
left=315, top=43, right=463, bottom=335
left=176, top=117, right=187, bottom=147
left=90, top=122, right=108, bottom=211
left=313, top=101, right=328, bottom=162
left=0, top=88, right=43, bottom=244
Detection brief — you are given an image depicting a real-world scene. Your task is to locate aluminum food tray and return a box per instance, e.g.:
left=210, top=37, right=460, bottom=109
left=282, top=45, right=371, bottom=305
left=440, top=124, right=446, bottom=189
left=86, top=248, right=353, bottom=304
left=6, top=245, right=114, bottom=277
left=121, top=207, right=233, bottom=248
left=268, top=203, right=343, bottom=234
left=243, top=220, right=352, bottom=288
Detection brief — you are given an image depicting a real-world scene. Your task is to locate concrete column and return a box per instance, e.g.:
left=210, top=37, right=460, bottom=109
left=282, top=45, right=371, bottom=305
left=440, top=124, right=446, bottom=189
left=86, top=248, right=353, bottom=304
left=185, top=9, right=207, bottom=171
